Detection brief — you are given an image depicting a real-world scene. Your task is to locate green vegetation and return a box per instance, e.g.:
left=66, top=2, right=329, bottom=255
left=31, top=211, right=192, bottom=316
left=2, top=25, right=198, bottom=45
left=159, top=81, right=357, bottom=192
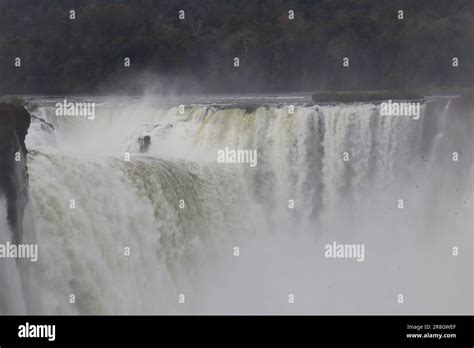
left=0, top=0, right=472, bottom=94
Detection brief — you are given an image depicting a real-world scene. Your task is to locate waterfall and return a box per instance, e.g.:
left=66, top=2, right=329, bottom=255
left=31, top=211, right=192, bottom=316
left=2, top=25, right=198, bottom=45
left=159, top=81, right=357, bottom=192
left=0, top=96, right=470, bottom=314
left=0, top=197, right=27, bottom=314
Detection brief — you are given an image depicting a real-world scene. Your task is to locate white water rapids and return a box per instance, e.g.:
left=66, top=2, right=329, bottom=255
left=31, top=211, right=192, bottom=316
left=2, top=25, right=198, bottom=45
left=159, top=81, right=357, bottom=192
left=1, top=95, right=472, bottom=314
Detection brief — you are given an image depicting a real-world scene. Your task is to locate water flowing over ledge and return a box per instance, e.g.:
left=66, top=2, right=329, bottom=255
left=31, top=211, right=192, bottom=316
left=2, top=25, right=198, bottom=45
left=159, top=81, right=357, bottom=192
left=1, top=95, right=472, bottom=314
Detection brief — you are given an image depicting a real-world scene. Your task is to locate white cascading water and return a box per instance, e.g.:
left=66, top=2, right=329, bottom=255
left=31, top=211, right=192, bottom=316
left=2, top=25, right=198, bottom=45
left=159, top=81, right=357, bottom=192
left=0, top=198, right=27, bottom=314
left=1, top=96, right=471, bottom=314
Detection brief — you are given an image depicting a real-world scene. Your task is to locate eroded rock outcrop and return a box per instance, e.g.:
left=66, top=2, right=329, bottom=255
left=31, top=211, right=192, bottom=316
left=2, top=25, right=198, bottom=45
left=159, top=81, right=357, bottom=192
left=0, top=103, right=31, bottom=244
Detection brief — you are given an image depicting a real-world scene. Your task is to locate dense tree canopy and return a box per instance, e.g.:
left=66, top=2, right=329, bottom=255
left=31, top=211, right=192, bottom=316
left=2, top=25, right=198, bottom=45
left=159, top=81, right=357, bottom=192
left=0, top=0, right=472, bottom=94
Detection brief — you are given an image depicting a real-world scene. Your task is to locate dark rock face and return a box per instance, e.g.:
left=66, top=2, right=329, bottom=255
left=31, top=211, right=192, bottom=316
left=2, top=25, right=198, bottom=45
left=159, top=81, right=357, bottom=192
left=139, top=135, right=151, bottom=153
left=0, top=103, right=31, bottom=244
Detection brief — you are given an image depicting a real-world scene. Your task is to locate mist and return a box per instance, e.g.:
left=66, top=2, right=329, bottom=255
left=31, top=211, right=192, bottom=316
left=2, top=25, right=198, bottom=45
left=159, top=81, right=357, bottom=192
left=2, top=94, right=467, bottom=314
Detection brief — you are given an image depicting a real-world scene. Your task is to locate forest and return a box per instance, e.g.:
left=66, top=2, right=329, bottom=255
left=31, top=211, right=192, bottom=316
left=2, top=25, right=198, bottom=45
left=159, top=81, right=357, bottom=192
left=0, top=0, right=472, bottom=94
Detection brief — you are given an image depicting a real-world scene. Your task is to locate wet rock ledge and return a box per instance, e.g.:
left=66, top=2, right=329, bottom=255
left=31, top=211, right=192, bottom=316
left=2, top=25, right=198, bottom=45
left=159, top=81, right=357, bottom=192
left=0, top=102, right=31, bottom=244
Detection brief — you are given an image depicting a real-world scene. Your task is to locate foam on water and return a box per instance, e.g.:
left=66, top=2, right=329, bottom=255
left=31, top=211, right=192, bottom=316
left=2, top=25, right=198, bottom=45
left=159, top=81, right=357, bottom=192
left=1, top=96, right=470, bottom=314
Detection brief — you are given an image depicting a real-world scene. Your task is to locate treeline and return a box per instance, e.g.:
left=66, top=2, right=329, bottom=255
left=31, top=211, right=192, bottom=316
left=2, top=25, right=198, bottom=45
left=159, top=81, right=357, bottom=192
left=0, top=0, right=472, bottom=94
